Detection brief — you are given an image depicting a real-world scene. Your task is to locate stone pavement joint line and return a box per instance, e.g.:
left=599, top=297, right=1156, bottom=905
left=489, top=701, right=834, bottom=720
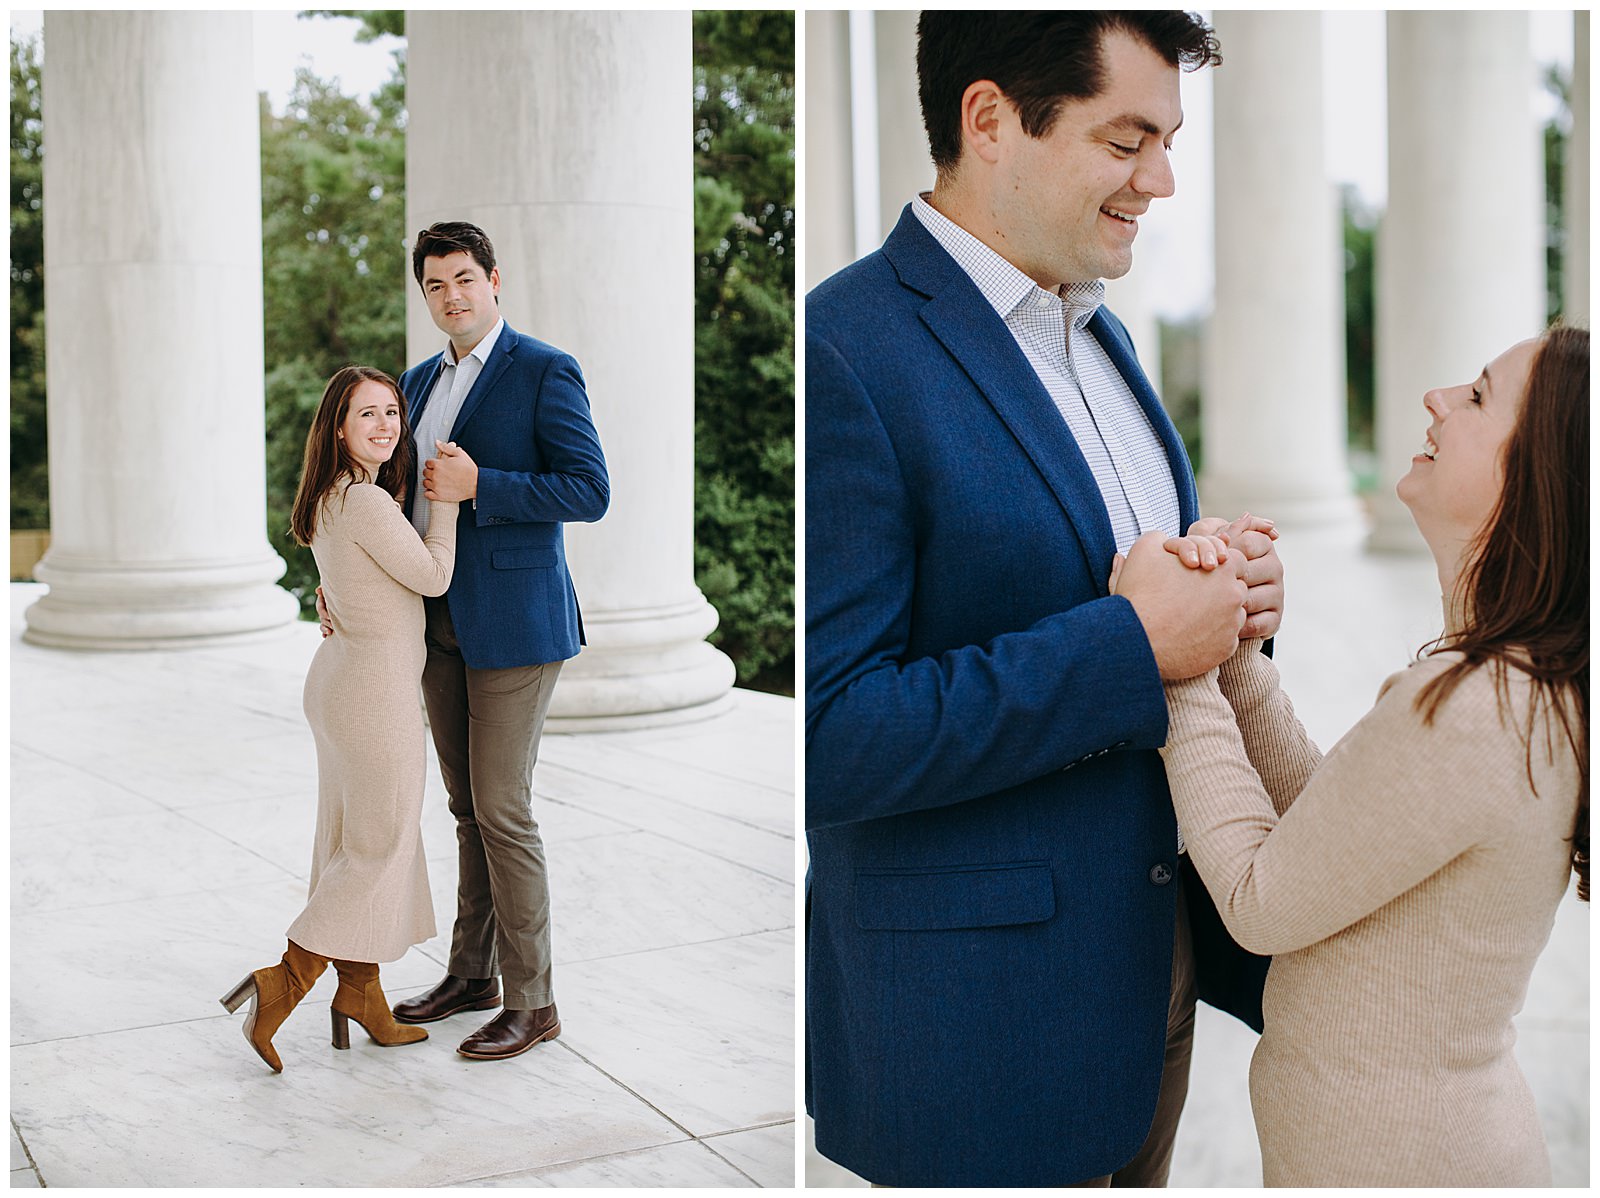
left=11, top=1117, right=44, bottom=1189
left=10, top=583, right=797, bottom=1188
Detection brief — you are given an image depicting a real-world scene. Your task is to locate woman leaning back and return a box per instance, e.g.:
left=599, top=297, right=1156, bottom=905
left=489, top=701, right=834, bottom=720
left=221, top=365, right=458, bottom=1071
left=1131, top=326, right=1587, bottom=1185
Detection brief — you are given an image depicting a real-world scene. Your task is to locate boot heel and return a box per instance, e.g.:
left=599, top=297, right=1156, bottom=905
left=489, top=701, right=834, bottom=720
left=220, top=975, right=256, bottom=1014
left=331, top=1009, right=350, bottom=1050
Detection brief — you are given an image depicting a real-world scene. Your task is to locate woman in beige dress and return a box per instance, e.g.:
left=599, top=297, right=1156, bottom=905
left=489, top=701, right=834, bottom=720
left=1114, top=326, right=1587, bottom=1185
left=221, top=365, right=458, bottom=1072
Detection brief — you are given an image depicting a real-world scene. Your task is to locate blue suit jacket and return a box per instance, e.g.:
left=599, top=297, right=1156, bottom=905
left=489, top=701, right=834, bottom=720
left=400, top=322, right=608, bottom=670
left=805, top=207, right=1265, bottom=1186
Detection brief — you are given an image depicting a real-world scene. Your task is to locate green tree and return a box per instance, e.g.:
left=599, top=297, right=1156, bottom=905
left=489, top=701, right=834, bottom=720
left=1158, top=316, right=1203, bottom=471
left=1542, top=63, right=1570, bottom=325
left=259, top=46, right=407, bottom=613
left=301, top=10, right=404, bottom=41
left=1342, top=186, right=1376, bottom=466
left=10, top=32, right=47, bottom=530
left=693, top=11, right=795, bottom=695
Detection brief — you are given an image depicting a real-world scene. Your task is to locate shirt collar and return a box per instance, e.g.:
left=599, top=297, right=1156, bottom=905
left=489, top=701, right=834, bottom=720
left=443, top=315, right=505, bottom=367
left=911, top=192, right=1105, bottom=331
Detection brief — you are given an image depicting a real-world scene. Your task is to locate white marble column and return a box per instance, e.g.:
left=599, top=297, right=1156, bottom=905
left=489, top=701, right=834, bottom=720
left=25, top=11, right=298, bottom=648
left=1565, top=11, right=1589, bottom=326
left=406, top=11, right=735, bottom=729
left=874, top=10, right=931, bottom=238
left=1101, top=270, right=1162, bottom=394
left=805, top=10, right=856, bottom=292
left=1201, top=12, right=1360, bottom=530
left=1370, top=12, right=1544, bottom=551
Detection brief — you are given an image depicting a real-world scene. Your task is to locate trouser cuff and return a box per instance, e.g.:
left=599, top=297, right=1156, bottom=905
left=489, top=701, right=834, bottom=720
left=502, top=988, right=554, bottom=1011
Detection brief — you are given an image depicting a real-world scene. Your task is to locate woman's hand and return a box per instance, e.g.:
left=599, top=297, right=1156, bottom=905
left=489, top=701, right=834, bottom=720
left=1164, top=531, right=1234, bottom=571
left=1183, top=514, right=1283, bottom=639
left=1110, top=533, right=1231, bottom=590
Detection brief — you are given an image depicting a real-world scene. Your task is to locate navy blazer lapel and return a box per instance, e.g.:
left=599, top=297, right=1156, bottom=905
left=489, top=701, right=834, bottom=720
left=407, top=356, right=446, bottom=430
left=1086, top=310, right=1200, bottom=530
left=447, top=323, right=516, bottom=440
left=884, top=209, right=1119, bottom=582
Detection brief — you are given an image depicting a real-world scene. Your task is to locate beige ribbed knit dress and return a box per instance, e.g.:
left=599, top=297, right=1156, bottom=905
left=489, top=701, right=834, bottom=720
left=1160, top=634, right=1580, bottom=1187
left=286, top=482, right=457, bottom=964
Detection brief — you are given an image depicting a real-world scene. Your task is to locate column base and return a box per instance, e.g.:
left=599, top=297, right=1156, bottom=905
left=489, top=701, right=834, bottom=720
left=23, top=550, right=300, bottom=649
left=1365, top=493, right=1430, bottom=554
left=1196, top=475, right=1368, bottom=533
left=546, top=593, right=737, bottom=730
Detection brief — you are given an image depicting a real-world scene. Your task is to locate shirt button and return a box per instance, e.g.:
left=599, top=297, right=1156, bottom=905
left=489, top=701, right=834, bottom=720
left=1035, top=295, right=1051, bottom=309
left=1149, top=863, right=1174, bottom=886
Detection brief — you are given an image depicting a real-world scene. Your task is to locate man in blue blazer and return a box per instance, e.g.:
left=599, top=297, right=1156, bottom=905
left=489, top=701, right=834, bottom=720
left=806, top=13, right=1281, bottom=1186
left=387, top=221, right=609, bottom=1060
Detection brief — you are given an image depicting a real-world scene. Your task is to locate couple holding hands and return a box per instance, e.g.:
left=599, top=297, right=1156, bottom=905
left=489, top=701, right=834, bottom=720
left=221, top=221, right=609, bottom=1068
left=805, top=11, right=1586, bottom=1188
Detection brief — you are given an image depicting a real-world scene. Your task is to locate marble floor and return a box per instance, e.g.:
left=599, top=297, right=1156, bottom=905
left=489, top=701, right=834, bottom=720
left=9, top=584, right=796, bottom=1188
left=803, top=523, right=1591, bottom=1187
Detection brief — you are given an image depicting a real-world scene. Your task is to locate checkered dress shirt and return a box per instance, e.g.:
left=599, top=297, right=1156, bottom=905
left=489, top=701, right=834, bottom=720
left=912, top=194, right=1181, bottom=554
left=411, top=317, right=504, bottom=537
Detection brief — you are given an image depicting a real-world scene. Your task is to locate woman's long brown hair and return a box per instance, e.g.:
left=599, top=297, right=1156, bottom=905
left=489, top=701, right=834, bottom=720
left=289, top=366, right=415, bottom=547
left=1415, top=325, right=1589, bottom=900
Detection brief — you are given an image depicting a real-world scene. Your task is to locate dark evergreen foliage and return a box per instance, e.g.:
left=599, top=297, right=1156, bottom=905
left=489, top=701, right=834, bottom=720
left=692, top=11, right=795, bottom=694
left=10, top=34, right=47, bottom=529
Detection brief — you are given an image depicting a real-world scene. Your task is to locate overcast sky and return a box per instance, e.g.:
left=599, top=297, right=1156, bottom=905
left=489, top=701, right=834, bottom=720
left=10, top=10, right=403, bottom=111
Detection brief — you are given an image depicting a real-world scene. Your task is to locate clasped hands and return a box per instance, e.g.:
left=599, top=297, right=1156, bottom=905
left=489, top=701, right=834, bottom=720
left=1108, top=513, right=1284, bottom=680
left=424, top=439, right=476, bottom=503
left=313, top=440, right=477, bottom=639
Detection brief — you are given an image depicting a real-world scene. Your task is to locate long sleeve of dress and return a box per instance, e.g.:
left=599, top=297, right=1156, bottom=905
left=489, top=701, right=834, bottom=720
left=1214, top=638, right=1322, bottom=818
left=1159, top=655, right=1525, bottom=956
left=343, top=483, right=457, bottom=597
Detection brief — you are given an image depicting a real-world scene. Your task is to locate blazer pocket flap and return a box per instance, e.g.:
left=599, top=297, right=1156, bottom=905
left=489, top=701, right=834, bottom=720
left=855, top=862, right=1054, bottom=931
left=491, top=548, right=556, bottom=570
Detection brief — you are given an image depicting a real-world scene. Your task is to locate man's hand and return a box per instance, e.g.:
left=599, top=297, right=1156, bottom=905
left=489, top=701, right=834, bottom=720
left=1109, top=530, right=1247, bottom=680
left=423, top=439, right=478, bottom=502
left=315, top=585, right=333, bottom=638
left=1182, top=513, right=1284, bottom=639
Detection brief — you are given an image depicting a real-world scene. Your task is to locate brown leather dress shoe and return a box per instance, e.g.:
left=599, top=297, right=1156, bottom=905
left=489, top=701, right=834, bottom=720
left=391, top=974, right=502, bottom=1025
left=457, top=1004, right=561, bottom=1060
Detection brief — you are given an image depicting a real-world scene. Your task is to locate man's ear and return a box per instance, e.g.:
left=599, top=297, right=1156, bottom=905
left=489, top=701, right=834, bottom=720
left=960, top=79, right=1008, bottom=167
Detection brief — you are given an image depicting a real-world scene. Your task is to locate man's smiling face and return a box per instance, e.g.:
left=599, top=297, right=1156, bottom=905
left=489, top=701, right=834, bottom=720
left=989, top=29, right=1182, bottom=289
left=421, top=250, right=500, bottom=351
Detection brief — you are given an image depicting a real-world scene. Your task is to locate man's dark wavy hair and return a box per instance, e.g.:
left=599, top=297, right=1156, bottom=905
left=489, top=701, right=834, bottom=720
left=411, top=221, right=497, bottom=291
left=916, top=11, right=1221, bottom=174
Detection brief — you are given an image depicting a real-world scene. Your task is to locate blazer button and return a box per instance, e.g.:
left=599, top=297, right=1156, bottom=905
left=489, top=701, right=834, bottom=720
left=1149, top=862, right=1173, bottom=886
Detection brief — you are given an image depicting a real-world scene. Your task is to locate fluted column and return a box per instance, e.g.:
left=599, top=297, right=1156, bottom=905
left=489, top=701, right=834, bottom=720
left=406, top=11, right=734, bottom=729
left=1370, top=12, right=1544, bottom=551
left=25, top=11, right=298, bottom=648
left=1202, top=11, right=1360, bottom=530
left=805, top=10, right=855, bottom=291
left=1565, top=11, right=1589, bottom=326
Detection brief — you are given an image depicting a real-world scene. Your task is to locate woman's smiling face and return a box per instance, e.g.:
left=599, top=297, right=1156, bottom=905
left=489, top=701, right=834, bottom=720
left=339, top=380, right=402, bottom=477
left=1397, top=337, right=1539, bottom=547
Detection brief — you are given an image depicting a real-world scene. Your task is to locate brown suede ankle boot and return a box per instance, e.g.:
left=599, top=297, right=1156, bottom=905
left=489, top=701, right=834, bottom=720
left=330, top=961, right=429, bottom=1049
left=219, top=940, right=330, bottom=1073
